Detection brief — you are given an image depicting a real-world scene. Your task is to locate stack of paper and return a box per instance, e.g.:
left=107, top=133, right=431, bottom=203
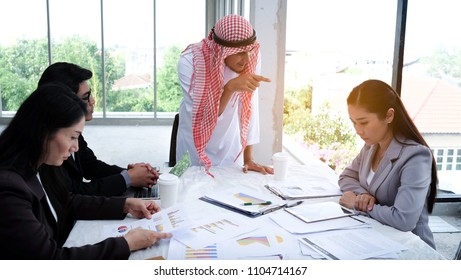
left=265, top=179, right=342, bottom=200
left=284, top=201, right=355, bottom=223
left=270, top=201, right=369, bottom=234
left=171, top=212, right=259, bottom=249
left=168, top=227, right=297, bottom=260
left=102, top=205, right=191, bottom=238
left=299, top=228, right=407, bottom=260
left=271, top=211, right=369, bottom=234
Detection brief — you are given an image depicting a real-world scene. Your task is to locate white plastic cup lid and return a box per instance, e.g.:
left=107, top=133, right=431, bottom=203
left=159, top=173, right=179, bottom=182
left=272, top=152, right=289, bottom=161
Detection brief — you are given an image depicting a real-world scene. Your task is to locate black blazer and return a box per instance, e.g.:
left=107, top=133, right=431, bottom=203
left=46, top=134, right=127, bottom=196
left=0, top=169, right=130, bottom=259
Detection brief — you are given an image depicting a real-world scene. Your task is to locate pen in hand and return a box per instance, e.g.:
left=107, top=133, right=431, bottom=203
left=243, top=201, right=272, bottom=206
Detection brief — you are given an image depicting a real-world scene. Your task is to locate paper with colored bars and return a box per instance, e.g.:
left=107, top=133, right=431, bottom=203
left=168, top=227, right=298, bottom=260
left=200, top=187, right=286, bottom=217
left=171, top=212, right=259, bottom=249
left=150, top=205, right=191, bottom=232
left=102, top=205, right=190, bottom=238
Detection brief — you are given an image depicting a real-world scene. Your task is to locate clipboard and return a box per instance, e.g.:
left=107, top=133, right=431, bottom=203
left=199, top=196, right=285, bottom=218
left=199, top=187, right=286, bottom=218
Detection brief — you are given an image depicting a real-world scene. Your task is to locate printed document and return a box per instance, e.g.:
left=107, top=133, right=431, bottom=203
left=172, top=212, right=259, bottom=249
left=270, top=209, right=369, bottom=234
left=299, top=228, right=407, bottom=259
left=265, top=176, right=342, bottom=199
left=284, top=201, right=355, bottom=223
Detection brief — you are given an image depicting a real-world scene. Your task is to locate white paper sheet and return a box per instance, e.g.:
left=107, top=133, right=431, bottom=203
left=151, top=204, right=191, bottom=232
left=284, top=201, right=355, bottom=223
left=167, top=227, right=301, bottom=260
left=270, top=209, right=370, bottom=234
left=299, top=228, right=407, bottom=260
left=102, top=218, right=156, bottom=238
left=298, top=240, right=326, bottom=259
left=171, top=212, right=259, bottom=249
left=168, top=239, right=220, bottom=260
left=101, top=205, right=190, bottom=238
left=266, top=176, right=342, bottom=199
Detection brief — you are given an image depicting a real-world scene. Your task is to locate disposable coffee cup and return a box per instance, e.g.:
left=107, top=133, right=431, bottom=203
left=158, top=173, right=180, bottom=208
left=272, top=152, right=289, bottom=181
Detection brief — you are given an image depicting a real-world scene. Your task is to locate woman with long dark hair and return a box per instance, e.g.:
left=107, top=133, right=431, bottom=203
left=0, top=83, right=171, bottom=259
left=339, top=79, right=438, bottom=249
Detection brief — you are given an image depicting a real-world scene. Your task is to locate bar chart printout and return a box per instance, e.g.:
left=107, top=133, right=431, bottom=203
left=172, top=213, right=258, bottom=249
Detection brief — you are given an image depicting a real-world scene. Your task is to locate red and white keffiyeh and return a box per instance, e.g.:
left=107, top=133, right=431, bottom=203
left=185, top=14, right=260, bottom=175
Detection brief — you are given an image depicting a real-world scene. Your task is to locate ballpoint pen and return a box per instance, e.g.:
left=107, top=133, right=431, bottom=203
left=285, top=200, right=303, bottom=208
left=264, top=184, right=286, bottom=200
left=243, top=201, right=272, bottom=206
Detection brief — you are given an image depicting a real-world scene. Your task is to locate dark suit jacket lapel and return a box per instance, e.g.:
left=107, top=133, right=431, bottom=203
left=28, top=174, right=58, bottom=230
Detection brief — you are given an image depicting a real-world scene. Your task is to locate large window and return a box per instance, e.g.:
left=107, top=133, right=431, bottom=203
left=284, top=0, right=461, bottom=196
left=404, top=0, right=461, bottom=195
left=284, top=0, right=397, bottom=172
left=0, top=0, right=47, bottom=117
left=0, top=0, right=205, bottom=121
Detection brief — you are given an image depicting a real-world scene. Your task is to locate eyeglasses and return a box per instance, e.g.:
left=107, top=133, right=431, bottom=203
left=81, top=90, right=91, bottom=102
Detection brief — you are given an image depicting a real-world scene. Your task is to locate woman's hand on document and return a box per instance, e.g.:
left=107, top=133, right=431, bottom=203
left=123, top=198, right=172, bottom=251
left=124, top=227, right=172, bottom=252
left=124, top=198, right=160, bottom=219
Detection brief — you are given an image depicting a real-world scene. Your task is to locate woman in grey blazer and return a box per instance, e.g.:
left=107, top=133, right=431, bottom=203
left=0, top=84, right=171, bottom=259
left=339, top=79, right=437, bottom=249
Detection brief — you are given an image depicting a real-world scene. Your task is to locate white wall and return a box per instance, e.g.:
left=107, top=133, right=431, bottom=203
left=250, top=0, right=287, bottom=165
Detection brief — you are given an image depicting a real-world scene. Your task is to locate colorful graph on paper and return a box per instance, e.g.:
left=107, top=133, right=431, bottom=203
left=173, top=213, right=258, bottom=249
left=237, top=236, right=271, bottom=247
left=168, top=228, right=292, bottom=260
left=152, top=215, right=164, bottom=232
left=150, top=205, right=190, bottom=233
left=236, top=235, right=284, bottom=247
left=234, top=192, right=267, bottom=205
left=103, top=219, right=155, bottom=238
left=190, top=219, right=239, bottom=235
left=167, top=209, right=186, bottom=228
left=184, top=245, right=218, bottom=259
left=117, top=225, right=129, bottom=234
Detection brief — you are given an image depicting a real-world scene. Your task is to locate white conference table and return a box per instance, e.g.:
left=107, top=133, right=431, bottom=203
left=64, top=156, right=445, bottom=260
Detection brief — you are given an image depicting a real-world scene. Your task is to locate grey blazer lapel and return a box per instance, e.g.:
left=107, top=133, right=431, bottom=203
left=359, top=144, right=376, bottom=187
left=369, top=139, right=402, bottom=194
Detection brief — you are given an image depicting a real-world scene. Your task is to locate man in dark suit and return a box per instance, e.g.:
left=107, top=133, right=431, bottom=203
left=38, top=62, right=158, bottom=196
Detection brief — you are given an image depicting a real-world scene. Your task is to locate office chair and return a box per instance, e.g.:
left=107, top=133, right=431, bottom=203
left=168, top=113, right=179, bottom=167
